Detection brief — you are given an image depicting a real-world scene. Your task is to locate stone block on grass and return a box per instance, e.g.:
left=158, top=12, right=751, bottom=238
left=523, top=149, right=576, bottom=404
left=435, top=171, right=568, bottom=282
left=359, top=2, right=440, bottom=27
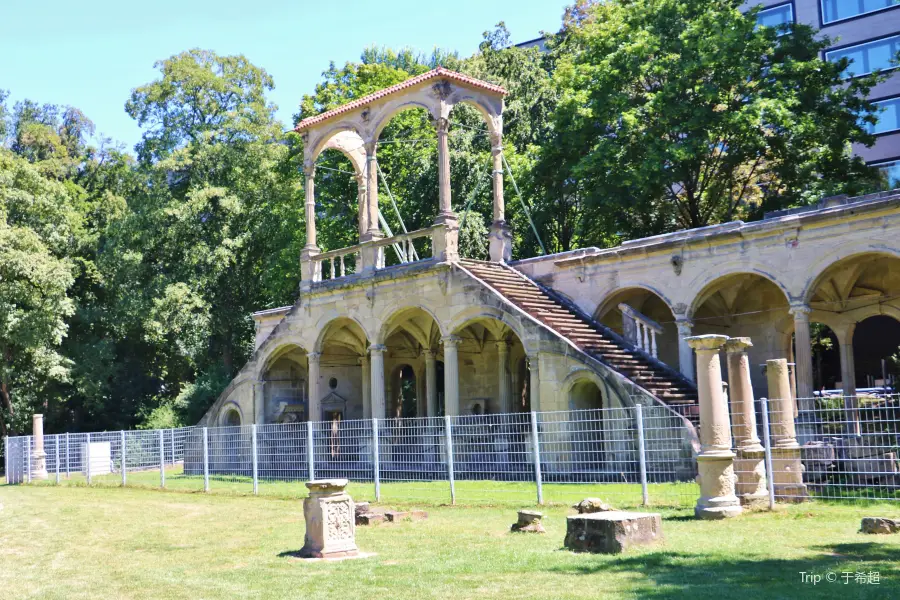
left=860, top=517, right=899, bottom=534
left=565, top=511, right=662, bottom=554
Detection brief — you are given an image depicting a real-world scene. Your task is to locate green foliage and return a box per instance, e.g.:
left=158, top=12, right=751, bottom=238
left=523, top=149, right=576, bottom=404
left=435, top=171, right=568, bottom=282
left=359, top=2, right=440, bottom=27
left=538, top=0, right=886, bottom=241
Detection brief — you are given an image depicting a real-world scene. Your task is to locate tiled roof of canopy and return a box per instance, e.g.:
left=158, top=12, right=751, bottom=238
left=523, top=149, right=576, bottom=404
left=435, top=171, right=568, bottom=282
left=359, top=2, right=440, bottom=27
left=294, top=67, right=507, bottom=132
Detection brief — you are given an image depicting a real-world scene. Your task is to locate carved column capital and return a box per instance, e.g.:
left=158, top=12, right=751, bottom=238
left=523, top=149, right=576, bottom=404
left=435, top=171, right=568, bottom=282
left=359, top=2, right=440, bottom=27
left=442, top=335, right=461, bottom=348
left=723, top=337, right=753, bottom=354
left=368, top=344, right=387, bottom=355
left=789, top=302, right=811, bottom=318
left=307, top=351, right=322, bottom=363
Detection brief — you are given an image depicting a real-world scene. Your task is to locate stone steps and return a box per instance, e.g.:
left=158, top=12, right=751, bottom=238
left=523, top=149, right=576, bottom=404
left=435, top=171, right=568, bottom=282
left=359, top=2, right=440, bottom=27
left=460, top=259, right=698, bottom=418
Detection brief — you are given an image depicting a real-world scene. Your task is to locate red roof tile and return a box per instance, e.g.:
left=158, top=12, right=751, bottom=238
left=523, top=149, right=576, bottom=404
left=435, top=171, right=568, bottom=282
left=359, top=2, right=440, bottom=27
left=294, top=67, right=507, bottom=132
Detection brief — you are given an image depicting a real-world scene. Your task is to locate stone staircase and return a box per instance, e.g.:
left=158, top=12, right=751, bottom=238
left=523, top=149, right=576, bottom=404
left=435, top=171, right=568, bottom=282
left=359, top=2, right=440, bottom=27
left=459, top=259, right=699, bottom=420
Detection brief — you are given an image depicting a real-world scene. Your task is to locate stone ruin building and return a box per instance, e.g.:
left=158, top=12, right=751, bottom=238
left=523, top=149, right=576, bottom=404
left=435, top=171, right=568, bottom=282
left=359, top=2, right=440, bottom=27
left=196, top=68, right=900, bottom=483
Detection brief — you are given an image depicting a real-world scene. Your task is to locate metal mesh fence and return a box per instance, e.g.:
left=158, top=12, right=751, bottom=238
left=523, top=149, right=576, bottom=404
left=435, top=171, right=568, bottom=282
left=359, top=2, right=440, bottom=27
left=6, top=402, right=898, bottom=507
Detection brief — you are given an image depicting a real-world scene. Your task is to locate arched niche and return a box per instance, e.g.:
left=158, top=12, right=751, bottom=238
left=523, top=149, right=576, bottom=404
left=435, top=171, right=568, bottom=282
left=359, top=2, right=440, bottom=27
left=852, top=315, right=900, bottom=389
left=805, top=252, right=900, bottom=319
left=595, top=287, right=678, bottom=369
left=261, top=345, right=309, bottom=424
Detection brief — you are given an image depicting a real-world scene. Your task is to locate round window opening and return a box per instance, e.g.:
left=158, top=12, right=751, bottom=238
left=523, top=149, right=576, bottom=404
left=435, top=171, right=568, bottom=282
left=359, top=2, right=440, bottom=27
left=328, top=377, right=338, bottom=390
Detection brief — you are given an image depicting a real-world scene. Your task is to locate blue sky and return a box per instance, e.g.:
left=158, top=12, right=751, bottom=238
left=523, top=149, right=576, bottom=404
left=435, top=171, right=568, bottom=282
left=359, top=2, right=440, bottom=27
left=0, top=0, right=568, bottom=152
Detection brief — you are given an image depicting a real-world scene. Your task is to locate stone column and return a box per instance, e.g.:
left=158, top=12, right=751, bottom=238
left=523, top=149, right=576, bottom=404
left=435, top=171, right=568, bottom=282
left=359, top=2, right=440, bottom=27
left=789, top=303, right=814, bottom=409
left=307, top=352, right=321, bottom=423
left=356, top=175, right=368, bottom=240
left=299, top=479, right=358, bottom=558
left=369, top=345, right=386, bottom=420
left=434, top=117, right=455, bottom=224
left=415, top=365, right=427, bottom=418
left=443, top=336, right=461, bottom=416
left=425, top=349, right=437, bottom=417
left=835, top=323, right=860, bottom=436
left=31, top=413, right=48, bottom=480
left=675, top=317, right=695, bottom=382
left=488, top=132, right=512, bottom=263
left=686, top=335, right=742, bottom=519
left=724, top=338, right=768, bottom=507
left=253, top=381, right=266, bottom=425
left=528, top=353, right=541, bottom=412
left=360, top=356, right=371, bottom=420
left=496, top=341, right=511, bottom=414
left=300, top=162, right=320, bottom=287
left=765, top=358, right=809, bottom=501
left=363, top=142, right=380, bottom=240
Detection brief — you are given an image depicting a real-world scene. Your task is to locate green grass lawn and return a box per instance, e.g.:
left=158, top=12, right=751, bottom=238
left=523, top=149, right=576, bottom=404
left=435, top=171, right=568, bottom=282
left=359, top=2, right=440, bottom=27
left=2, top=479, right=899, bottom=599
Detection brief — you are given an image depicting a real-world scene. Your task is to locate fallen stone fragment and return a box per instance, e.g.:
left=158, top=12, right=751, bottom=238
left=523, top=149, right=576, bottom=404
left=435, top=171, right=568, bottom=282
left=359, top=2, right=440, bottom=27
left=510, top=510, right=545, bottom=534
left=355, top=502, right=370, bottom=516
left=409, top=510, right=428, bottom=521
left=860, top=517, right=899, bottom=534
left=385, top=511, right=410, bottom=522
left=573, top=498, right=614, bottom=514
left=356, top=513, right=385, bottom=526
left=565, top=511, right=662, bottom=554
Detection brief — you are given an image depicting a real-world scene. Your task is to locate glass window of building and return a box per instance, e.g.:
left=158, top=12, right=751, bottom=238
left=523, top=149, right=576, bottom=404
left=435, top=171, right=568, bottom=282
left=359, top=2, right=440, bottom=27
left=868, top=98, right=900, bottom=135
left=757, top=3, right=794, bottom=28
left=874, top=160, right=900, bottom=189
left=826, top=35, right=900, bottom=77
left=821, top=0, right=900, bottom=25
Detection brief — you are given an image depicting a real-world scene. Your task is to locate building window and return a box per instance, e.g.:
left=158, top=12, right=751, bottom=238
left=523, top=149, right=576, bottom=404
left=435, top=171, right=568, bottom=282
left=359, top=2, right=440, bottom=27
left=757, top=3, right=794, bottom=28
left=868, top=97, right=900, bottom=135
left=821, top=0, right=900, bottom=25
left=873, top=159, right=900, bottom=189
left=826, top=35, right=900, bottom=78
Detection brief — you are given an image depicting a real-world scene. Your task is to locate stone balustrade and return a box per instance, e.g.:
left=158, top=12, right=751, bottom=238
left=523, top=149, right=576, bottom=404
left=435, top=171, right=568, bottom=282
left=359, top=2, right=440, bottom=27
left=619, top=303, right=663, bottom=359
left=305, top=224, right=449, bottom=286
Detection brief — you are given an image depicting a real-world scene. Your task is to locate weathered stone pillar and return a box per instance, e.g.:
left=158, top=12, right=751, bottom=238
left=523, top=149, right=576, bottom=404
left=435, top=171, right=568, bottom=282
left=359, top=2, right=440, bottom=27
left=835, top=324, right=860, bottom=436
left=299, top=479, right=358, bottom=558
left=443, top=336, right=461, bottom=416
left=434, top=117, right=455, bottom=224
left=356, top=175, right=368, bottom=239
left=675, top=317, right=695, bottom=382
left=724, top=338, right=768, bottom=507
left=424, top=349, right=437, bottom=417
left=790, top=303, right=814, bottom=409
left=415, top=365, right=427, bottom=417
left=253, top=381, right=266, bottom=425
left=528, top=353, right=541, bottom=412
left=488, top=131, right=512, bottom=263
left=300, top=162, right=320, bottom=287
left=369, top=345, right=386, bottom=420
left=765, top=358, right=809, bottom=501
left=31, top=413, right=48, bottom=480
left=496, top=341, right=511, bottom=414
left=360, top=356, right=371, bottom=420
left=307, top=352, right=321, bottom=423
left=686, top=335, right=742, bottom=519
left=363, top=142, right=380, bottom=240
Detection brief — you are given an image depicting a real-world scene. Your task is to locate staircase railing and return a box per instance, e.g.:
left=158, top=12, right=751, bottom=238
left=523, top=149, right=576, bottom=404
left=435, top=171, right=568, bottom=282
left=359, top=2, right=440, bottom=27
left=619, top=304, right=664, bottom=359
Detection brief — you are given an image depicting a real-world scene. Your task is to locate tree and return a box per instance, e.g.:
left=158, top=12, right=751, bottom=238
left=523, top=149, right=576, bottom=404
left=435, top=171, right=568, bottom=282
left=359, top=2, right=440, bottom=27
left=542, top=0, right=885, bottom=241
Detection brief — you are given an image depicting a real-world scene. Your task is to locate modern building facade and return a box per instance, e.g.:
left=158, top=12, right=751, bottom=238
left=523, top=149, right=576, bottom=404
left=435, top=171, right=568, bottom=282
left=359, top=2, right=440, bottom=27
left=748, top=0, right=900, bottom=186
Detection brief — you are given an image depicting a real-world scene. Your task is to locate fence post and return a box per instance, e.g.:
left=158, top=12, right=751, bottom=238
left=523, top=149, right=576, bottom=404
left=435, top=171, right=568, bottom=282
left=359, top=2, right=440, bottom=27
left=251, top=424, right=259, bottom=495
left=55, top=435, right=60, bottom=484
left=202, top=427, right=209, bottom=493
left=86, top=433, right=91, bottom=485
left=759, top=397, right=776, bottom=511
left=445, top=415, right=456, bottom=505
left=170, top=429, right=175, bottom=466
left=120, top=431, right=127, bottom=486
left=635, top=404, right=649, bottom=506
left=372, top=418, right=381, bottom=502
left=4, top=436, right=8, bottom=484
left=157, top=430, right=165, bottom=488
left=306, top=421, right=315, bottom=481
left=530, top=411, right=544, bottom=505
left=26, top=438, right=32, bottom=483
left=65, top=432, right=70, bottom=479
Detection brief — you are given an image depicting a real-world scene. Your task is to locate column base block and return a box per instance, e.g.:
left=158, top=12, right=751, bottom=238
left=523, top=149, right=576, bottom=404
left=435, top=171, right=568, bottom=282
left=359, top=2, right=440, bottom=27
left=695, top=501, right=743, bottom=520
left=488, top=220, right=512, bottom=263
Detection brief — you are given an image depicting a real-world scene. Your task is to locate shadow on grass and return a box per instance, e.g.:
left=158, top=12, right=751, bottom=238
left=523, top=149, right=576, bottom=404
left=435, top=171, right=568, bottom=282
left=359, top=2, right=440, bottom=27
left=549, top=543, right=900, bottom=599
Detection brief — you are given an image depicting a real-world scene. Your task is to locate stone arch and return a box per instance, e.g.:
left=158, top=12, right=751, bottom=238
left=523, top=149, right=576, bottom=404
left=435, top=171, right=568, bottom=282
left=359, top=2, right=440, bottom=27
left=308, top=128, right=367, bottom=176
left=254, top=337, right=310, bottom=381
left=446, top=96, right=503, bottom=138
left=852, top=315, right=900, bottom=389
left=594, top=285, right=677, bottom=321
left=802, top=249, right=900, bottom=306
left=313, top=315, right=372, bottom=354
left=562, top=369, right=606, bottom=409
left=387, top=362, right=419, bottom=418
left=689, top=268, right=791, bottom=319
left=376, top=303, right=447, bottom=348
left=447, top=305, right=535, bottom=355
left=218, top=402, right=243, bottom=427
left=371, top=100, right=440, bottom=142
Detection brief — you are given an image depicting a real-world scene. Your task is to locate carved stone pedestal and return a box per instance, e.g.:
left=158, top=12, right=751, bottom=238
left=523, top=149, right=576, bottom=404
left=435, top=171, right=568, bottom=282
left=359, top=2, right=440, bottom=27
left=299, top=479, right=359, bottom=559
